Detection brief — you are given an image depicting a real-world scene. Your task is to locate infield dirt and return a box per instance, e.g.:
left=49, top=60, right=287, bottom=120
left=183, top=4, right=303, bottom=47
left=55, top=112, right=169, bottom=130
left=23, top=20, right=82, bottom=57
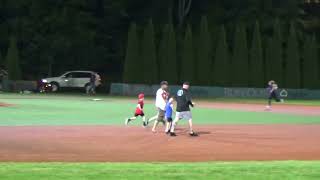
left=0, top=125, right=319, bottom=162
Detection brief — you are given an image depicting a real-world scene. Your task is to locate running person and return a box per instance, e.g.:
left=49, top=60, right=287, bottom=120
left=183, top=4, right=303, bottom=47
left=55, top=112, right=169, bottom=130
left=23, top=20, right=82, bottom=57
left=170, top=82, right=197, bottom=137
left=150, top=81, right=169, bottom=132
left=266, top=80, right=284, bottom=110
left=125, top=93, right=147, bottom=127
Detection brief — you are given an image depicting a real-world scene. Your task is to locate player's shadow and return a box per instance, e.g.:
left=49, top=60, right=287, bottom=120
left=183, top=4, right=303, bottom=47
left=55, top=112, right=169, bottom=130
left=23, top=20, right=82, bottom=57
left=197, top=131, right=211, bottom=135
left=176, top=128, right=211, bottom=137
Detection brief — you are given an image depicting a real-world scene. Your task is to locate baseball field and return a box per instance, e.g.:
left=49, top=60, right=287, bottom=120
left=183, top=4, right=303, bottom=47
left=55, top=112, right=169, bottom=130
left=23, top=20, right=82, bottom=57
left=1, top=93, right=320, bottom=179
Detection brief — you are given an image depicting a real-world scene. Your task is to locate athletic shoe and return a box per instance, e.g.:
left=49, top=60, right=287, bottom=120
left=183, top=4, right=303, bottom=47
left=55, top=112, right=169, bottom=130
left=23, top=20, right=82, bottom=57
left=143, top=121, right=147, bottom=127
left=265, top=106, right=271, bottom=111
left=125, top=118, right=130, bottom=125
left=189, top=131, right=198, bottom=137
left=165, top=131, right=170, bottom=135
left=170, top=132, right=177, bottom=137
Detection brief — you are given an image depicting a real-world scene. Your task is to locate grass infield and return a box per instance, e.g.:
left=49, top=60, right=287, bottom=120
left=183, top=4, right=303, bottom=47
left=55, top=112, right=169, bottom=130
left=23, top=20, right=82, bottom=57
left=0, top=161, right=319, bottom=180
left=0, top=93, right=320, bottom=126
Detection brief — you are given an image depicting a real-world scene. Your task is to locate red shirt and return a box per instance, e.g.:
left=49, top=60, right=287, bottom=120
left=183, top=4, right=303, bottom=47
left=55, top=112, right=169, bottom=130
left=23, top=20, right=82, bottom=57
left=135, top=100, right=144, bottom=114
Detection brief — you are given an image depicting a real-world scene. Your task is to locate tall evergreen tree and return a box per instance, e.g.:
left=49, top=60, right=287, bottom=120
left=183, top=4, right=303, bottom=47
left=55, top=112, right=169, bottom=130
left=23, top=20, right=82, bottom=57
left=180, top=24, right=195, bottom=83
left=270, top=19, right=284, bottom=85
left=285, top=23, right=301, bottom=88
left=158, top=23, right=178, bottom=84
left=213, top=25, right=230, bottom=86
left=123, top=23, right=140, bottom=83
left=158, top=24, right=169, bottom=74
left=232, top=22, right=249, bottom=87
left=303, top=35, right=319, bottom=89
left=265, top=37, right=273, bottom=82
left=0, top=50, right=3, bottom=67
left=141, top=19, right=158, bottom=84
left=5, top=36, right=21, bottom=80
left=249, top=21, right=264, bottom=87
left=167, top=23, right=178, bottom=84
left=196, top=16, right=211, bottom=85
left=287, top=0, right=300, bottom=17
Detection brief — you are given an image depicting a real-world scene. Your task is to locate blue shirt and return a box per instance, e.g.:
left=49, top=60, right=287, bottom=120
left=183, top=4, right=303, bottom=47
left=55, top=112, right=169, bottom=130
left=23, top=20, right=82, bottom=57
left=165, top=102, right=173, bottom=118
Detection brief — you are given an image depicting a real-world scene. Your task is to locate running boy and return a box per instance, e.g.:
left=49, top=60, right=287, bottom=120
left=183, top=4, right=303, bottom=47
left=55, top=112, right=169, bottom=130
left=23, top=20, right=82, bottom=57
left=125, top=93, right=147, bottom=127
left=266, top=80, right=284, bottom=110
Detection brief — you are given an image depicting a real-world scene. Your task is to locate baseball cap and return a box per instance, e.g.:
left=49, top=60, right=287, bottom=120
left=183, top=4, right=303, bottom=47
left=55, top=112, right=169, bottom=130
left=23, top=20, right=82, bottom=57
left=160, top=81, right=168, bottom=85
left=138, top=93, right=145, bottom=99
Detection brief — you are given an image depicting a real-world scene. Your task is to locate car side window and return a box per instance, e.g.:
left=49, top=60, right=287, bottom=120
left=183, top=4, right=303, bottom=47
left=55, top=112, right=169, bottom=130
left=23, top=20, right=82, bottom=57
left=65, top=73, right=73, bottom=78
left=72, top=72, right=91, bottom=78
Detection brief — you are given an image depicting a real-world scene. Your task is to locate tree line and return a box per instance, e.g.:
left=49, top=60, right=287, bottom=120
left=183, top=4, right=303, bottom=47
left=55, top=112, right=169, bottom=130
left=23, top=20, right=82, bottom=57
left=123, top=16, right=320, bottom=89
left=0, top=36, right=21, bottom=81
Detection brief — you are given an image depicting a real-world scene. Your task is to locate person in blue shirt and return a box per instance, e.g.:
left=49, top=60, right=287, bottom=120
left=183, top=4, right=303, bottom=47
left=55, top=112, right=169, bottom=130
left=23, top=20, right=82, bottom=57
left=164, top=97, right=174, bottom=134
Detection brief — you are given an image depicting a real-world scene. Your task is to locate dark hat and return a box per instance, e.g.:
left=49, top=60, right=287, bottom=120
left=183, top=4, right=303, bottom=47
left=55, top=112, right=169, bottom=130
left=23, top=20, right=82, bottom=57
left=160, top=81, right=168, bottom=85
left=183, top=81, right=190, bottom=85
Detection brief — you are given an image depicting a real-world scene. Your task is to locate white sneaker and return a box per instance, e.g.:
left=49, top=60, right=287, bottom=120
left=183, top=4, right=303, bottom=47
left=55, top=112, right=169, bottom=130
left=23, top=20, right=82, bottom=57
left=265, top=106, right=271, bottom=111
left=125, top=118, right=130, bottom=125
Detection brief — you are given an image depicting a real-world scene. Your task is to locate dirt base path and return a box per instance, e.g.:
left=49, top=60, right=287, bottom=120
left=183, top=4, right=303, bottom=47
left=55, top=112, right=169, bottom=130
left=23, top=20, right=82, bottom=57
left=0, top=125, right=320, bottom=162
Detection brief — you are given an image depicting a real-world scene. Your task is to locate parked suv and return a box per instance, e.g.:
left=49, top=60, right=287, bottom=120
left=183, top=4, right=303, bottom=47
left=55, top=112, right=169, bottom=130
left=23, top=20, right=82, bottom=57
left=42, top=71, right=100, bottom=92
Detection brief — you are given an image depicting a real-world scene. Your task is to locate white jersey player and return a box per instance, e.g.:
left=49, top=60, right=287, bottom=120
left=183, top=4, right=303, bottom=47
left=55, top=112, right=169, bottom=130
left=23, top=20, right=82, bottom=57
left=147, top=81, right=169, bottom=132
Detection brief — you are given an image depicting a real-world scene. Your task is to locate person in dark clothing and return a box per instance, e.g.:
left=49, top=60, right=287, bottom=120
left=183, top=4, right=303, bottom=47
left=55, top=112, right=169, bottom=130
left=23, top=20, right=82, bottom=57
left=170, top=82, right=197, bottom=137
left=266, top=80, right=284, bottom=110
left=88, top=73, right=96, bottom=95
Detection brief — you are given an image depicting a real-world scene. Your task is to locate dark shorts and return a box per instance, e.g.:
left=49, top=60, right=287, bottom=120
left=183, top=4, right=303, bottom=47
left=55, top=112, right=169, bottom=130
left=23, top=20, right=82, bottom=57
left=135, top=113, right=145, bottom=117
left=268, top=92, right=280, bottom=102
left=166, top=117, right=173, bottom=122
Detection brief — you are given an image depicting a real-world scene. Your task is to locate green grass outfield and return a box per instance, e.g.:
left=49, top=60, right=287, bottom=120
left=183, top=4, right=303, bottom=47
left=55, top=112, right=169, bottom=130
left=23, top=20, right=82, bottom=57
left=0, top=161, right=320, bottom=180
left=0, top=93, right=320, bottom=126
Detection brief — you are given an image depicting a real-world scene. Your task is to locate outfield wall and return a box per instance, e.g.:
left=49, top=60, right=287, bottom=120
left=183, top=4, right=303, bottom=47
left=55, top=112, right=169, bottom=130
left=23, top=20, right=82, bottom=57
left=110, top=83, right=320, bottom=99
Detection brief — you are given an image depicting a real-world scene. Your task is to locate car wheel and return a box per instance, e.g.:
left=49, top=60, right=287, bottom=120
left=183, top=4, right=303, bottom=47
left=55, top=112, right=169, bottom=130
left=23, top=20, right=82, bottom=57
left=51, top=82, right=59, bottom=92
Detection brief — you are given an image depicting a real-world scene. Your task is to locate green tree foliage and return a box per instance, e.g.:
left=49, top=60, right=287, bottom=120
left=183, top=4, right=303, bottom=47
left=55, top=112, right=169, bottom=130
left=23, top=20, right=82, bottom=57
left=270, top=19, right=284, bottom=85
left=158, top=25, right=169, bottom=74
left=266, top=19, right=284, bottom=85
left=0, top=51, right=3, bottom=67
left=6, top=36, right=21, bottom=80
left=167, top=23, right=178, bottom=83
left=158, top=23, right=178, bottom=83
left=303, top=35, right=319, bottom=89
left=180, top=25, right=195, bottom=83
left=123, top=23, right=140, bottom=83
left=249, top=21, right=264, bottom=87
left=141, top=19, right=158, bottom=84
left=265, top=37, right=273, bottom=83
left=213, top=25, right=230, bottom=86
left=285, top=23, right=301, bottom=88
left=196, top=16, right=212, bottom=85
left=287, top=0, right=300, bottom=17
left=232, top=22, right=249, bottom=87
